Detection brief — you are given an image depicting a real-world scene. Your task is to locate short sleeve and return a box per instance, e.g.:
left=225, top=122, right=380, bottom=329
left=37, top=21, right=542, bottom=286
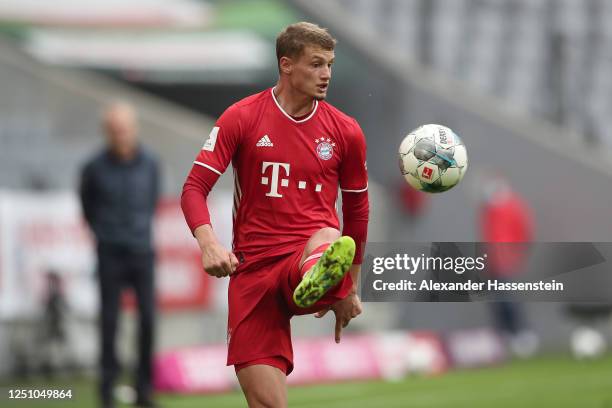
left=193, top=104, right=242, bottom=176
left=339, top=119, right=368, bottom=192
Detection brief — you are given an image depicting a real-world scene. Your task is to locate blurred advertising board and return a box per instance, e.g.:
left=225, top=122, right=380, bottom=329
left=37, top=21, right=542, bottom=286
left=154, top=331, right=450, bottom=393
left=0, top=190, right=226, bottom=320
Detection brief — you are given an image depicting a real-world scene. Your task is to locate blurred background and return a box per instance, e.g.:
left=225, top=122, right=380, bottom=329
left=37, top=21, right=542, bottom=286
left=0, top=0, right=611, bottom=406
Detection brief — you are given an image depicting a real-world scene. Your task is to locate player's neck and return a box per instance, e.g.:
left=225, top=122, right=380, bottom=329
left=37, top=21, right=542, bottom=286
left=273, top=83, right=315, bottom=117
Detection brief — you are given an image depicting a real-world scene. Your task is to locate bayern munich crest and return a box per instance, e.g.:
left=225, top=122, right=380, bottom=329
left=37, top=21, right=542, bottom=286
left=315, top=137, right=335, bottom=160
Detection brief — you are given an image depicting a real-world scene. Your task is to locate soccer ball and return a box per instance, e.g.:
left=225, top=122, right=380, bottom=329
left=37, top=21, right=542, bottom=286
left=571, top=327, right=607, bottom=360
left=398, top=124, right=468, bottom=193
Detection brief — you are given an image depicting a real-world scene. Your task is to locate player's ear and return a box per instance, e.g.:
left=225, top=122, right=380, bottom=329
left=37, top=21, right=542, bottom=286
left=279, top=56, right=292, bottom=75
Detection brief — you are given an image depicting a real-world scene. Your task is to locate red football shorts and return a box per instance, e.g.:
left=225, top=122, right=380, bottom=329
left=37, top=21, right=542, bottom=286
left=226, top=243, right=353, bottom=375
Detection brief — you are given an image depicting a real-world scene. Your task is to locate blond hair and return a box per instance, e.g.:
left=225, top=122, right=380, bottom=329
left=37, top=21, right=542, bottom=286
left=276, top=22, right=336, bottom=66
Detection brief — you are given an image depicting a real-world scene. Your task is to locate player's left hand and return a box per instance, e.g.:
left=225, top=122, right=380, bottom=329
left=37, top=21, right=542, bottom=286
left=314, top=292, right=362, bottom=343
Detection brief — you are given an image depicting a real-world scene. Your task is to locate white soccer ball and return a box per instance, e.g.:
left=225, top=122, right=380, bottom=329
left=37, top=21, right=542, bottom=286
left=571, top=327, right=607, bottom=360
left=398, top=124, right=468, bottom=193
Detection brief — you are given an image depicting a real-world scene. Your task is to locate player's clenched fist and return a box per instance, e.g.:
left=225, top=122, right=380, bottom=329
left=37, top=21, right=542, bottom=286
left=194, top=224, right=239, bottom=277
left=201, top=242, right=239, bottom=278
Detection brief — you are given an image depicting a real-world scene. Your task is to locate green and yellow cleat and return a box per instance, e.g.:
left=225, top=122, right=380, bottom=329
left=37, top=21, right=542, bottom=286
left=293, top=236, right=355, bottom=308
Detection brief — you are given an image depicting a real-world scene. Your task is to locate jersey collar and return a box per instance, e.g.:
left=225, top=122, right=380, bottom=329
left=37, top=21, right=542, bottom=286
left=270, top=87, right=318, bottom=124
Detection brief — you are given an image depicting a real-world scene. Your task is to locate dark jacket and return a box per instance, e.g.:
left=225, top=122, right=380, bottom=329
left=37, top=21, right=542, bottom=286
left=79, top=147, right=160, bottom=251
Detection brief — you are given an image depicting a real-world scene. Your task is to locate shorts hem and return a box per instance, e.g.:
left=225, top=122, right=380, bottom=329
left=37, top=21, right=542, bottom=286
left=231, top=355, right=293, bottom=375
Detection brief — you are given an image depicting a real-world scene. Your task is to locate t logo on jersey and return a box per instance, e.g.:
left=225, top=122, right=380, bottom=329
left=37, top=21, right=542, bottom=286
left=261, top=161, right=290, bottom=198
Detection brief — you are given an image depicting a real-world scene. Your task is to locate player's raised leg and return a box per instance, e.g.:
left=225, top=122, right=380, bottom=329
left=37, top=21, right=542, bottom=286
left=299, top=227, right=341, bottom=265
left=292, top=227, right=355, bottom=309
left=236, top=364, right=287, bottom=408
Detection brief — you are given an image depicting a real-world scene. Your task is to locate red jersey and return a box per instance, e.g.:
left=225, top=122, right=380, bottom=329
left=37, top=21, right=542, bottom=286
left=183, top=88, right=368, bottom=266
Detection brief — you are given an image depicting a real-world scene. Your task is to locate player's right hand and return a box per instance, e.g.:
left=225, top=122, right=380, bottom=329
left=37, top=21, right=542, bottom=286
left=194, top=224, right=239, bottom=277
left=201, top=242, right=239, bottom=278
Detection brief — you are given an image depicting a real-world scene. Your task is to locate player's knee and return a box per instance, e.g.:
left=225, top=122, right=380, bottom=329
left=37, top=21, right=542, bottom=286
left=244, top=387, right=285, bottom=408
left=313, top=227, right=340, bottom=243
left=237, top=364, right=287, bottom=408
left=303, top=228, right=341, bottom=264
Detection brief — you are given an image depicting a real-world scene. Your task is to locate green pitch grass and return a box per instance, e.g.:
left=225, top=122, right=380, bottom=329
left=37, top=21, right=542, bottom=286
left=2, top=355, right=611, bottom=407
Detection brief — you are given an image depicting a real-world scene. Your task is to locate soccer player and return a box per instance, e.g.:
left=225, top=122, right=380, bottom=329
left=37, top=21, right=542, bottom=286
left=181, top=22, right=369, bottom=407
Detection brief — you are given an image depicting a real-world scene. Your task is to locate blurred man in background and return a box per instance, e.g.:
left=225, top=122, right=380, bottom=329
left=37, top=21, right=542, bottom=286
left=80, top=102, right=160, bottom=408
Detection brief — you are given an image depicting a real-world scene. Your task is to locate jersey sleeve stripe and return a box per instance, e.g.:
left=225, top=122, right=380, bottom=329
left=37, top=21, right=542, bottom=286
left=340, top=183, right=368, bottom=193
left=194, top=161, right=222, bottom=176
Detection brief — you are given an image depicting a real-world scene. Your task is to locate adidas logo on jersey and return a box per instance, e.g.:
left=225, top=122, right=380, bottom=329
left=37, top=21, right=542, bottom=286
left=256, top=135, right=274, bottom=147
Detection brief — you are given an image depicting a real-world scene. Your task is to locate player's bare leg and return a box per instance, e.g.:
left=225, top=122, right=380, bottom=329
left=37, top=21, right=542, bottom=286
left=236, top=364, right=287, bottom=408
left=300, top=227, right=341, bottom=265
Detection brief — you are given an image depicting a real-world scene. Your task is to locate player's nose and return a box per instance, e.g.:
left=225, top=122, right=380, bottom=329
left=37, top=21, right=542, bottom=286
left=321, top=66, right=331, bottom=80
